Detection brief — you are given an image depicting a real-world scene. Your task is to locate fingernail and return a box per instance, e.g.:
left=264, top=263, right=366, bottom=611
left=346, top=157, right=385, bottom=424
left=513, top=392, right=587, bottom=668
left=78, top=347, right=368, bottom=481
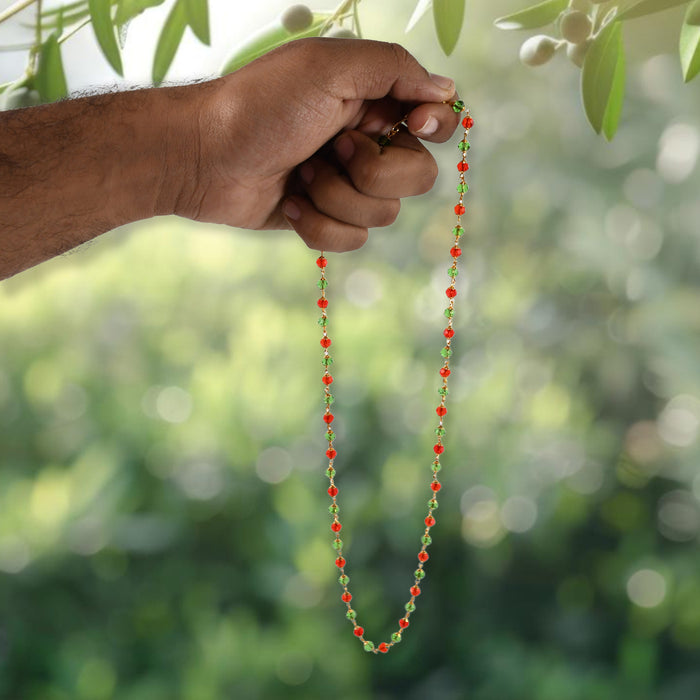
left=334, top=133, right=355, bottom=162
left=283, top=199, right=301, bottom=220
left=300, top=163, right=315, bottom=185
left=429, top=72, right=454, bottom=91
left=416, top=115, right=439, bottom=136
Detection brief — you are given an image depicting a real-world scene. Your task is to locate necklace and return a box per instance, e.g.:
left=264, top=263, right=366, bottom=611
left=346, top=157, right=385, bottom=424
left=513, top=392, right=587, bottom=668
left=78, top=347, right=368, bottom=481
left=315, top=100, right=472, bottom=654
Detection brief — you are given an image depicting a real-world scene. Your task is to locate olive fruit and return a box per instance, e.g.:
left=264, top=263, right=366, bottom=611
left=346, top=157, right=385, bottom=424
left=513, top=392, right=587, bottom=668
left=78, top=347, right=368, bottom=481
left=560, top=10, right=592, bottom=44
left=326, top=27, right=358, bottom=39
left=280, top=4, right=313, bottom=34
left=519, top=35, right=558, bottom=67
left=2, top=87, right=41, bottom=110
left=566, top=39, right=591, bottom=68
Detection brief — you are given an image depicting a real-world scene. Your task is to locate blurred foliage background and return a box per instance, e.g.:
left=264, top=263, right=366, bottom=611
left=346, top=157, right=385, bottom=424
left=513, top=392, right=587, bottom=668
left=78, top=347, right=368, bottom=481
left=2, top=0, right=700, bottom=698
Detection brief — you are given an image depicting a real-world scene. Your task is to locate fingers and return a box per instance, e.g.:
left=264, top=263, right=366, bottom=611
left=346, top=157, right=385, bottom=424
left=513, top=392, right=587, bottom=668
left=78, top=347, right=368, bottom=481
left=333, top=129, right=438, bottom=199
left=300, top=158, right=401, bottom=229
left=308, top=38, right=456, bottom=106
left=406, top=100, right=463, bottom=143
left=283, top=195, right=369, bottom=253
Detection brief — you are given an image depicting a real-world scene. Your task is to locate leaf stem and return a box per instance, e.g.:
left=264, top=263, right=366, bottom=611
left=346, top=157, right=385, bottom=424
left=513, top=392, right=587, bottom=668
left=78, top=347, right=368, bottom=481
left=0, top=0, right=37, bottom=25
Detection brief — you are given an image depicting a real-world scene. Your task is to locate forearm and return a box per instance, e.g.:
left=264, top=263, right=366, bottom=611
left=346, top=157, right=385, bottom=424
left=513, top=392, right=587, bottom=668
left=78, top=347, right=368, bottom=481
left=0, top=83, right=208, bottom=280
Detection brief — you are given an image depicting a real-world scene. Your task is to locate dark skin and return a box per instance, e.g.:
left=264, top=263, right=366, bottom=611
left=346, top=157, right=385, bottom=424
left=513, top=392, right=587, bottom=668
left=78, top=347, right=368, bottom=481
left=0, top=38, right=461, bottom=280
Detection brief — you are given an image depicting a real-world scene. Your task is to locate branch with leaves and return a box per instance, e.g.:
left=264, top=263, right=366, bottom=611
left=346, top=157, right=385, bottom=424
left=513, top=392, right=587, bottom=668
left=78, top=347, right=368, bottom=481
left=1, top=0, right=698, bottom=139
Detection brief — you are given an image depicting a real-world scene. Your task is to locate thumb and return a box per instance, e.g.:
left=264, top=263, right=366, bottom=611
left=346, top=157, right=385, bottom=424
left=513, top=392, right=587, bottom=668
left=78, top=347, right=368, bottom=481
left=315, top=38, right=456, bottom=104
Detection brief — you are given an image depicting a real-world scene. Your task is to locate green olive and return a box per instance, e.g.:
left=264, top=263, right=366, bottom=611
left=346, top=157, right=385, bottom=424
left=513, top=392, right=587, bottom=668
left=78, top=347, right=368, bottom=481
left=519, top=35, right=558, bottom=67
left=566, top=39, right=591, bottom=68
left=560, top=10, right=592, bottom=44
left=326, top=27, right=358, bottom=39
left=280, top=4, right=314, bottom=34
left=2, top=87, right=42, bottom=110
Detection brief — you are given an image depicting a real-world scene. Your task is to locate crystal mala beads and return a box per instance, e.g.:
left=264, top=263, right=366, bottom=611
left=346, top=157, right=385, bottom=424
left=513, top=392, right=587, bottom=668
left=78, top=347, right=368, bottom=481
left=315, top=101, right=473, bottom=654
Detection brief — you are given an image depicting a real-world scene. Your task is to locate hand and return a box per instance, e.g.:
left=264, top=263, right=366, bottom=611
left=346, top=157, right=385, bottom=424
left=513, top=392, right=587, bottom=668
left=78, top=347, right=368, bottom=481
left=181, top=38, right=461, bottom=252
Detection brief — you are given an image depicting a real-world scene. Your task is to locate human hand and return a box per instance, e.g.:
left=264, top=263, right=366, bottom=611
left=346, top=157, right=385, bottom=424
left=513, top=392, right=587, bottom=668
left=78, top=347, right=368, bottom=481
left=180, top=38, right=461, bottom=252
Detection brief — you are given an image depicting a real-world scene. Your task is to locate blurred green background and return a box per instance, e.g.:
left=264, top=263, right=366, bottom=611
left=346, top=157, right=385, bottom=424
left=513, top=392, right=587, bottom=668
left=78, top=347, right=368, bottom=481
left=2, top=1, right=700, bottom=698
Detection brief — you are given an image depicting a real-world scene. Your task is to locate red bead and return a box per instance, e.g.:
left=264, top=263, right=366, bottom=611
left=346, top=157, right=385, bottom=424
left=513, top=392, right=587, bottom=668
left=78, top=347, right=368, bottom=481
left=410, top=586, right=421, bottom=597
left=444, top=328, right=454, bottom=338
left=457, top=161, right=469, bottom=172
left=378, top=642, right=389, bottom=653
left=463, top=116, right=474, bottom=129
left=326, top=448, right=337, bottom=459
left=454, top=205, right=465, bottom=215
left=418, top=551, right=429, bottom=562
left=436, top=406, right=447, bottom=417
left=320, top=337, right=331, bottom=348
left=354, top=627, right=364, bottom=637
left=323, top=413, right=334, bottom=424
left=425, top=516, right=436, bottom=527
left=342, top=592, right=352, bottom=602
left=331, top=521, right=342, bottom=532
left=316, top=256, right=328, bottom=268
left=328, top=486, right=338, bottom=497
left=317, top=298, right=328, bottom=308
left=433, top=444, right=444, bottom=455
left=450, top=246, right=462, bottom=257
left=322, top=375, right=333, bottom=385
left=399, top=617, right=410, bottom=628
left=431, top=481, right=442, bottom=492
left=446, top=287, right=457, bottom=298
left=335, top=556, right=345, bottom=567
left=440, top=367, right=451, bottom=378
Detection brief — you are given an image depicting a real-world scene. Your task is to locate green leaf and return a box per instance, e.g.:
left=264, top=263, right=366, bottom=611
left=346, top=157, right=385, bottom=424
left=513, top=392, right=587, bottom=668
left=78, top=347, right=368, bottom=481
left=184, top=0, right=209, bottom=44
left=153, top=0, right=187, bottom=85
left=680, top=3, right=700, bottom=81
left=687, top=0, right=700, bottom=24
left=220, top=13, right=331, bottom=75
left=406, top=0, right=432, bottom=32
left=602, top=41, right=625, bottom=140
left=115, top=0, right=165, bottom=27
left=582, top=20, right=625, bottom=138
left=494, top=0, right=567, bottom=30
left=35, top=33, right=68, bottom=102
left=88, top=0, right=123, bottom=76
left=433, top=0, right=465, bottom=55
left=616, top=0, right=690, bottom=21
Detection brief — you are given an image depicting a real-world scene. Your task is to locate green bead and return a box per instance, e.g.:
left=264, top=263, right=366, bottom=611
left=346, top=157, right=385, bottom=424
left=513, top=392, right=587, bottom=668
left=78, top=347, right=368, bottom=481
left=317, top=279, right=328, bottom=289
left=433, top=462, right=442, bottom=473
left=346, top=609, right=357, bottom=620
left=452, top=226, right=463, bottom=237
left=339, top=574, right=349, bottom=585
left=444, top=308, right=454, bottom=319
left=452, top=100, right=465, bottom=113
left=435, top=427, right=446, bottom=437
left=324, top=393, right=335, bottom=404
left=422, top=535, right=432, bottom=546
left=447, top=266, right=459, bottom=278
left=457, top=183, right=469, bottom=193
left=378, top=135, right=391, bottom=147
left=458, top=140, right=471, bottom=152
left=391, top=632, right=402, bottom=643
left=329, top=503, right=339, bottom=514
left=326, top=431, right=335, bottom=442
left=318, top=316, right=328, bottom=327
left=438, top=387, right=449, bottom=396
left=332, top=539, right=343, bottom=551
left=322, top=356, right=333, bottom=366
left=363, top=641, right=375, bottom=652
left=326, top=467, right=335, bottom=478
left=415, top=568, right=426, bottom=580
left=405, top=602, right=416, bottom=612
left=440, top=347, right=453, bottom=358
left=429, top=498, right=438, bottom=509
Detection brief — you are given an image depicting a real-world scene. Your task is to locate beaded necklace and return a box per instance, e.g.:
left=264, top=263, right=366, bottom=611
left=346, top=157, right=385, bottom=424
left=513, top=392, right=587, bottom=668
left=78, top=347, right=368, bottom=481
left=315, top=101, right=472, bottom=654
